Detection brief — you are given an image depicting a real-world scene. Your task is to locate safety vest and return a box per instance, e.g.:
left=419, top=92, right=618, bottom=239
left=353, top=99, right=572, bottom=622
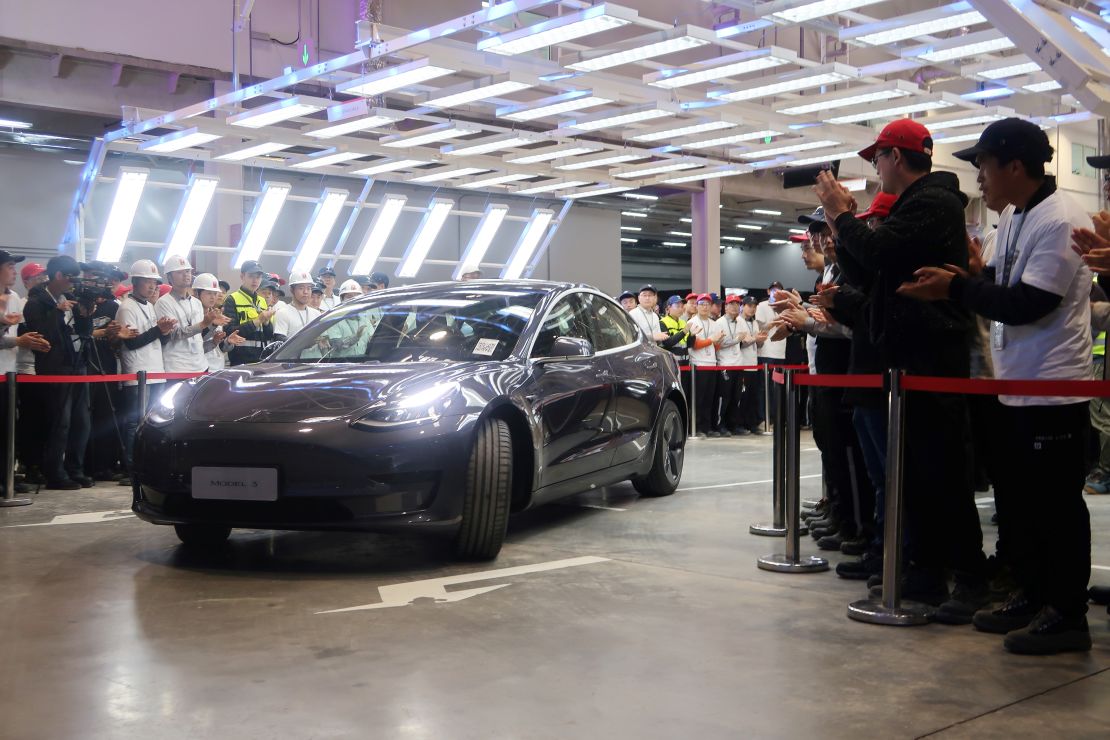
left=230, top=288, right=269, bottom=325
left=1095, top=332, right=1106, bottom=358
left=661, top=315, right=687, bottom=346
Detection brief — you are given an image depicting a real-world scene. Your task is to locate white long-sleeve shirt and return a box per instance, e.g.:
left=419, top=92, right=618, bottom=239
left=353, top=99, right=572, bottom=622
left=156, top=292, right=210, bottom=373
left=685, top=316, right=717, bottom=367
left=0, top=291, right=22, bottom=375
left=117, top=296, right=165, bottom=387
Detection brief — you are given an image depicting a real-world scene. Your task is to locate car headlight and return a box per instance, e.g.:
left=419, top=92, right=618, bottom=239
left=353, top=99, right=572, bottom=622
left=144, top=380, right=195, bottom=427
left=353, top=382, right=461, bottom=429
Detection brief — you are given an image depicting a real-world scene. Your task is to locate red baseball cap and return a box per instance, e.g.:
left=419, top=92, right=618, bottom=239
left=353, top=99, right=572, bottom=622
left=858, top=118, right=934, bottom=162
left=789, top=233, right=810, bottom=243
left=696, top=293, right=713, bottom=303
left=20, top=262, right=45, bottom=281
left=725, top=294, right=742, bottom=304
left=685, top=292, right=698, bottom=301
left=113, top=284, right=133, bottom=299
left=857, top=191, right=899, bottom=220
left=158, top=283, right=173, bottom=297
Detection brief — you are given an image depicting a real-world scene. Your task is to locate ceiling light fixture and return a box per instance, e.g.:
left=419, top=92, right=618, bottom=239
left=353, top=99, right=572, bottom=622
left=160, top=174, right=219, bottom=263
left=905, top=31, right=1015, bottom=63
left=336, top=58, right=455, bottom=97
left=644, top=46, right=797, bottom=89
left=777, top=81, right=919, bottom=116
left=289, top=188, right=350, bottom=273
left=96, top=167, right=149, bottom=263
left=478, top=3, right=638, bottom=56
left=768, top=0, right=885, bottom=23
left=215, top=142, right=292, bottom=161
left=232, top=182, right=291, bottom=269
left=562, top=184, right=634, bottom=199
left=380, top=122, right=482, bottom=148
left=612, top=159, right=704, bottom=179
left=351, top=159, right=428, bottom=176
left=736, top=139, right=840, bottom=159
left=785, top=149, right=861, bottom=167
left=681, top=129, right=782, bottom=150
left=350, top=194, right=408, bottom=276
left=396, top=198, right=455, bottom=278
left=227, top=97, right=323, bottom=128
left=498, top=90, right=614, bottom=122
left=408, top=166, right=491, bottom=184
left=823, top=98, right=954, bottom=125
left=455, top=203, right=510, bottom=279
left=289, top=149, right=366, bottom=169
left=629, top=119, right=736, bottom=143
left=458, top=173, right=532, bottom=189
left=846, top=5, right=986, bottom=46
left=710, top=63, right=856, bottom=102
left=303, top=100, right=403, bottom=139
left=659, top=165, right=752, bottom=184
left=505, top=143, right=605, bottom=164
left=554, top=150, right=653, bottom=170
left=515, top=179, right=591, bottom=195
left=501, top=209, right=556, bottom=280
left=421, top=73, right=534, bottom=109
left=560, top=103, right=680, bottom=132
left=565, top=26, right=715, bottom=72
left=442, top=134, right=539, bottom=157
left=140, top=127, right=221, bottom=153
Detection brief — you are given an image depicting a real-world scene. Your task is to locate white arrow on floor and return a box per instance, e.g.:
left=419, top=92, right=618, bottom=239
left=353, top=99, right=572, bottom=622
left=4, top=510, right=135, bottom=528
left=317, top=555, right=611, bottom=613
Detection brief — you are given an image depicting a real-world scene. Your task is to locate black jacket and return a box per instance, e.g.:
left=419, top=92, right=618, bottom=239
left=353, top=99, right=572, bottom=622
left=833, top=171, right=973, bottom=376
left=22, top=284, right=92, bottom=375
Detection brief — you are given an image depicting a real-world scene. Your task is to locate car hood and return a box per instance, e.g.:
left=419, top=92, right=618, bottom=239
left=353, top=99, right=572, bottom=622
left=185, top=362, right=463, bottom=423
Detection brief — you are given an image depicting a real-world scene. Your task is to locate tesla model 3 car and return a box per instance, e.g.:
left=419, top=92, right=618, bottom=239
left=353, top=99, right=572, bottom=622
left=132, top=280, right=687, bottom=559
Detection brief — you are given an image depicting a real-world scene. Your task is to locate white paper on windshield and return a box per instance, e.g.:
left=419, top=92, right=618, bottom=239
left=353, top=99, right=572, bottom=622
left=473, top=338, right=499, bottom=356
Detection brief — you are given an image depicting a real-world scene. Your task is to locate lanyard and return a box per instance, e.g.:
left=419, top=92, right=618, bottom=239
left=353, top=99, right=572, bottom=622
left=1000, top=211, right=1028, bottom=287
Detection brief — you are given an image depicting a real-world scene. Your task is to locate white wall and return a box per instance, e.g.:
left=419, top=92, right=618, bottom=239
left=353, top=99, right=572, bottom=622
left=721, top=245, right=817, bottom=295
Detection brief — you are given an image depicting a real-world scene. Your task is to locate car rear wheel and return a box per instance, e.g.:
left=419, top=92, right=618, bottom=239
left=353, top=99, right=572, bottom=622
left=174, top=523, right=232, bottom=548
left=631, top=400, right=684, bottom=497
left=454, top=417, right=513, bottom=560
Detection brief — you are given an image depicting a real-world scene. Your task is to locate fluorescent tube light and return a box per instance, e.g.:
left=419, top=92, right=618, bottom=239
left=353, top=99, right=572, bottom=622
left=227, top=98, right=323, bottom=128
left=397, top=198, right=454, bottom=278
left=554, top=151, right=652, bottom=170
left=933, top=132, right=986, bottom=144
left=621, top=226, right=642, bottom=231
left=289, top=149, right=366, bottom=169
left=498, top=90, right=614, bottom=122
left=962, top=87, right=1014, bottom=101
left=232, top=182, right=291, bottom=269
left=628, top=119, right=735, bottom=143
left=350, top=194, right=407, bottom=275
left=501, top=209, right=555, bottom=279
left=769, top=0, right=885, bottom=23
left=478, top=4, right=637, bottom=56
left=336, top=58, right=455, bottom=97
left=289, top=188, right=349, bottom=274
left=515, top=180, right=591, bottom=195
left=669, top=231, right=692, bottom=237
left=681, top=130, right=782, bottom=150
left=422, top=74, right=533, bottom=109
left=785, top=149, right=861, bottom=166
left=408, top=167, right=490, bottom=184
left=96, top=167, right=148, bottom=263
left=612, top=160, right=704, bottom=179
left=562, top=185, right=633, bottom=199
left=566, top=27, right=714, bottom=72
left=505, top=144, right=604, bottom=164
left=351, top=159, right=428, bottom=176
left=458, top=173, right=532, bottom=189
left=926, top=110, right=1011, bottom=130
left=1023, top=79, right=1063, bottom=92
left=974, top=60, right=1041, bottom=80
left=710, top=64, right=856, bottom=102
left=140, top=127, right=221, bottom=153
left=850, top=7, right=985, bottom=46
left=662, top=241, right=686, bottom=247
left=0, top=118, right=32, bottom=129
left=560, top=103, right=680, bottom=132
left=622, top=193, right=658, bottom=201
left=380, top=123, right=481, bottom=148
left=161, top=174, right=218, bottom=263
left=455, top=204, right=509, bottom=279
left=777, top=82, right=917, bottom=116
left=737, top=140, right=840, bottom=159
left=621, top=211, right=648, bottom=218
left=659, top=166, right=752, bottom=184
left=621, top=237, right=638, bottom=243
left=753, top=209, right=781, bottom=216
left=768, top=239, right=789, bottom=245
left=443, top=135, right=538, bottom=157
left=736, top=224, right=763, bottom=231
left=303, top=100, right=403, bottom=139
left=721, top=236, right=746, bottom=242
left=905, top=31, right=1015, bottom=63
left=644, top=47, right=796, bottom=89
left=215, top=142, right=292, bottom=161
left=824, top=99, right=953, bottom=124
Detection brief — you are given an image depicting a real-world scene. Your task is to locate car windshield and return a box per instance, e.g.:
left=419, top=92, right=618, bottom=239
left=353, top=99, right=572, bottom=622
left=271, top=289, right=545, bottom=364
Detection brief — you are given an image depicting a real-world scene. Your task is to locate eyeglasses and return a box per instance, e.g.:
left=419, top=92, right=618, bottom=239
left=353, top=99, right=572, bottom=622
left=871, top=149, right=892, bottom=170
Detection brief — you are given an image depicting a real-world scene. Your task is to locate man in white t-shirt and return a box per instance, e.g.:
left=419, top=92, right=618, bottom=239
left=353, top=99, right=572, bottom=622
left=316, top=266, right=339, bottom=312
left=685, top=294, right=722, bottom=437
left=156, top=255, right=228, bottom=375
left=274, top=271, right=322, bottom=341
left=627, top=284, right=668, bottom=344
left=902, top=119, right=1094, bottom=655
left=754, top=280, right=788, bottom=428
left=711, top=295, right=746, bottom=436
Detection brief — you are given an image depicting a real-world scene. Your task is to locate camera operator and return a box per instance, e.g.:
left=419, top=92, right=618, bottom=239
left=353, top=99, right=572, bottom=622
left=22, top=255, right=101, bottom=489
left=79, top=261, right=126, bottom=483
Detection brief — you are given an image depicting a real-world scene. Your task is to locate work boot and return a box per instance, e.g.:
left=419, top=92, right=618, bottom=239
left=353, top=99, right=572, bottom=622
left=817, top=532, right=846, bottom=551
left=836, top=552, right=882, bottom=580
left=1003, top=606, right=1092, bottom=655
left=1089, top=586, right=1110, bottom=606
left=973, top=590, right=1042, bottom=634
left=866, top=570, right=948, bottom=607
left=840, top=536, right=870, bottom=556
left=717, top=428, right=732, bottom=438
left=933, top=579, right=993, bottom=625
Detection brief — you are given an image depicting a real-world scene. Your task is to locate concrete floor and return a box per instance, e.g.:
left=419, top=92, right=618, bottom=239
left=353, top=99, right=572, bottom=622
left=1, top=433, right=1108, bottom=739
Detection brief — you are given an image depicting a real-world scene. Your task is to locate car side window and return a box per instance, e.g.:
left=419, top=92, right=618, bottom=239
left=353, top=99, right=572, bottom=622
left=584, top=293, right=638, bottom=351
left=530, top=294, right=596, bottom=358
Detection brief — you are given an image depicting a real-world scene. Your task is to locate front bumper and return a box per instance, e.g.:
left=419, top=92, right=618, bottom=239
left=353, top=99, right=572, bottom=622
left=132, top=415, right=477, bottom=533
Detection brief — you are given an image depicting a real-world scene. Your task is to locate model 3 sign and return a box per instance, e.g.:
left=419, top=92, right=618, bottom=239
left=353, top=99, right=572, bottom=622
left=192, top=467, right=278, bottom=501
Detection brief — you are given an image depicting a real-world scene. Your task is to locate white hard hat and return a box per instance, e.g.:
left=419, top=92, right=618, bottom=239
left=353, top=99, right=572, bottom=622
left=162, top=254, right=193, bottom=273
left=338, top=279, right=362, bottom=296
left=288, top=270, right=315, bottom=287
left=129, top=259, right=161, bottom=282
left=192, top=272, right=220, bottom=292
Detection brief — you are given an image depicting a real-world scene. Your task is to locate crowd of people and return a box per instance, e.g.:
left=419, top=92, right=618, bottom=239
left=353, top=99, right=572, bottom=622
left=0, top=253, right=393, bottom=494
left=621, top=118, right=1110, bottom=656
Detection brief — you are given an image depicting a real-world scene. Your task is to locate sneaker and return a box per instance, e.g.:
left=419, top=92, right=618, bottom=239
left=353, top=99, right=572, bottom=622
left=837, top=553, right=882, bottom=580
left=816, top=532, right=845, bottom=551
left=733, top=428, right=751, bottom=436
left=751, top=423, right=765, bottom=434
left=840, top=537, right=870, bottom=556
left=117, top=476, right=132, bottom=487
left=1083, top=472, right=1110, bottom=495
left=707, top=431, right=721, bottom=438
left=69, top=474, right=94, bottom=488
left=45, top=479, right=81, bottom=491
left=973, top=591, right=1042, bottom=634
left=867, top=570, right=949, bottom=607
left=1003, top=606, right=1092, bottom=655
left=1089, top=586, right=1110, bottom=606
left=717, top=429, right=732, bottom=438
left=696, top=432, right=707, bottom=439
left=933, top=580, right=993, bottom=625
left=867, top=573, right=883, bottom=589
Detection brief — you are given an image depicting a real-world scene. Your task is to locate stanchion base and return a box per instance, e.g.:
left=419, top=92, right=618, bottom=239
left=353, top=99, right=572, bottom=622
left=0, top=497, right=32, bottom=507
left=749, top=522, right=807, bottom=536
left=846, top=598, right=933, bottom=626
left=757, top=553, right=828, bottom=573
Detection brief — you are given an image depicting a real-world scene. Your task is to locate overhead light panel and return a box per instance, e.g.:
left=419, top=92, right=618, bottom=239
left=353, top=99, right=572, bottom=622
left=289, top=149, right=367, bottom=169
left=421, top=73, right=534, bottom=109
left=501, top=209, right=555, bottom=279
left=752, top=209, right=781, bottom=216
left=621, top=237, right=638, bottom=243
left=498, top=90, right=614, bottom=122
left=669, top=231, right=692, bottom=237
left=396, top=198, right=454, bottom=278
left=478, top=3, right=638, bottom=56
left=611, top=159, right=704, bottom=179
left=785, top=149, right=863, bottom=167
left=621, top=226, right=642, bottom=232
left=350, top=194, right=407, bottom=275
left=96, top=167, right=148, bottom=263
left=515, top=179, right=591, bottom=195
left=565, top=26, right=715, bottom=72
left=662, top=241, right=686, bottom=247
left=768, top=0, right=886, bottom=23
left=443, top=134, right=540, bottom=157
left=628, top=119, right=735, bottom=143
left=1023, top=79, right=1063, bottom=92
left=971, top=59, right=1041, bottom=81
left=682, top=129, right=782, bottom=150
left=904, top=31, right=1015, bottom=63
left=736, top=140, right=840, bottom=159
left=140, top=127, right=221, bottom=153
left=458, top=173, right=532, bottom=189
left=659, top=165, right=752, bottom=184
left=303, top=100, right=403, bottom=139
left=846, top=5, right=986, bottom=46
left=736, top=224, right=762, bottom=231
left=926, top=108, right=1012, bottom=130
left=554, top=150, right=652, bottom=170
left=562, top=184, right=633, bottom=199
left=962, top=88, right=1014, bottom=101
left=560, top=103, right=680, bottom=132
left=710, top=63, right=857, bottom=102
left=621, top=211, right=648, bottom=218
left=933, top=131, right=988, bottom=145
left=352, top=158, right=428, bottom=176
left=380, top=122, right=481, bottom=148
left=455, top=204, right=510, bottom=280
left=161, top=174, right=219, bottom=263
left=231, top=182, right=291, bottom=269
left=408, top=166, right=490, bottom=184
left=644, top=47, right=797, bottom=89
left=227, top=97, right=323, bottom=128
left=216, top=141, right=292, bottom=161
left=622, top=193, right=658, bottom=201
left=823, top=96, right=956, bottom=124
left=776, top=81, right=918, bottom=116
left=722, top=236, right=746, bottom=242
left=288, top=189, right=349, bottom=274
left=0, top=118, right=32, bottom=129
left=505, top=143, right=605, bottom=164
left=336, top=58, right=455, bottom=97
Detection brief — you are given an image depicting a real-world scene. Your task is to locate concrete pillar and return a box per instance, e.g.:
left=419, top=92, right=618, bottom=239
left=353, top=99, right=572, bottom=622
left=690, top=178, right=721, bottom=294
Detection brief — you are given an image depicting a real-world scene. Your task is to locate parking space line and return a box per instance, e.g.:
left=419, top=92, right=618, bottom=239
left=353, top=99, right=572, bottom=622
left=677, top=474, right=821, bottom=492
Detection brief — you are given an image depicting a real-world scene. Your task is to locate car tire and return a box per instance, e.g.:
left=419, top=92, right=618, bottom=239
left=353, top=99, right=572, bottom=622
left=631, top=399, right=685, bottom=497
left=454, top=417, right=512, bottom=561
left=174, top=523, right=232, bottom=548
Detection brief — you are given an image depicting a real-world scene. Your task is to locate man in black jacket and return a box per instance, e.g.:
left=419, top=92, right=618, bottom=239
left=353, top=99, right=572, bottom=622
left=22, top=255, right=95, bottom=489
left=815, top=119, right=987, bottom=623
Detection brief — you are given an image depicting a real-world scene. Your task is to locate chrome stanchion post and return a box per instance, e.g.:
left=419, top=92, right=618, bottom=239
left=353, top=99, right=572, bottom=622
left=137, top=371, right=149, bottom=424
left=2, top=372, right=31, bottom=507
left=847, top=369, right=931, bottom=625
left=689, top=364, right=697, bottom=438
left=758, top=369, right=827, bottom=572
left=760, top=364, right=772, bottom=435
left=750, top=368, right=787, bottom=536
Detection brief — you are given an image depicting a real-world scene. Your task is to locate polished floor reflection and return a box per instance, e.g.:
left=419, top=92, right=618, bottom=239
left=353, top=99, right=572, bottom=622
left=2, top=433, right=1108, bottom=739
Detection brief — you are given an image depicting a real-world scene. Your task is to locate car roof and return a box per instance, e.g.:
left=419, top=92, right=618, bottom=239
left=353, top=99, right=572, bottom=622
left=337, top=279, right=598, bottom=305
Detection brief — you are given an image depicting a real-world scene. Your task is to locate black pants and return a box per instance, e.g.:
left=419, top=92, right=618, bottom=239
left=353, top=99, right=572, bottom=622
left=691, top=367, right=716, bottom=434
left=86, top=379, right=124, bottom=476
left=902, top=391, right=985, bottom=580
left=811, top=387, right=874, bottom=536
left=43, top=379, right=91, bottom=483
left=755, top=357, right=784, bottom=423
left=16, top=382, right=47, bottom=474
left=989, top=402, right=1090, bottom=616
left=734, top=371, right=761, bottom=431
left=120, top=384, right=160, bottom=472
left=713, top=370, right=742, bottom=431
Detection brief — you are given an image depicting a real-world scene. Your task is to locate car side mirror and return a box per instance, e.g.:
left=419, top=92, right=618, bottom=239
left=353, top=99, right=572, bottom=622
left=260, top=340, right=284, bottom=361
left=536, top=336, right=594, bottom=362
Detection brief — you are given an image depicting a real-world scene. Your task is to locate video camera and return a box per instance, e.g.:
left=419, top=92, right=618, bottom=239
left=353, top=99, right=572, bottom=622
left=71, top=274, right=115, bottom=304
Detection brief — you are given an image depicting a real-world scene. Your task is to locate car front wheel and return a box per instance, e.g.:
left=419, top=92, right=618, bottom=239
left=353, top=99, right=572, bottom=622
left=174, top=523, right=232, bottom=548
left=454, top=416, right=512, bottom=560
left=631, top=399, right=684, bottom=497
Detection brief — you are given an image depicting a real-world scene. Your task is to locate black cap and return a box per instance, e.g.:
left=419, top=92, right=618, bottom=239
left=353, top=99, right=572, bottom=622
left=797, top=206, right=825, bottom=225
left=743, top=295, right=758, bottom=305
left=369, top=271, right=390, bottom=288
left=82, top=260, right=126, bottom=280
left=218, top=280, right=231, bottom=292
left=0, top=249, right=25, bottom=265
left=618, top=290, right=635, bottom=301
left=311, top=281, right=325, bottom=294
left=46, top=255, right=83, bottom=278
left=1089, top=155, right=1110, bottom=170
left=952, top=118, right=1054, bottom=168
left=259, top=279, right=280, bottom=291
left=239, top=260, right=266, bottom=275
left=769, top=281, right=784, bottom=290
left=353, top=274, right=373, bottom=287
left=638, top=284, right=657, bottom=294
left=316, top=265, right=337, bottom=277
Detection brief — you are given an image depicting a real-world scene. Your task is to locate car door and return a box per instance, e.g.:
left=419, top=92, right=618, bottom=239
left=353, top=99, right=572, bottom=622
left=583, top=293, right=661, bottom=466
left=524, top=292, right=615, bottom=488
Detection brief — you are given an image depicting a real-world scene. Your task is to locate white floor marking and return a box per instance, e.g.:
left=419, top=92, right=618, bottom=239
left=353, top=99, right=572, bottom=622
left=1093, top=565, right=1110, bottom=572
left=575, top=504, right=628, bottom=512
left=317, top=555, right=611, bottom=613
left=677, top=474, right=822, bottom=492
left=3, top=510, right=135, bottom=528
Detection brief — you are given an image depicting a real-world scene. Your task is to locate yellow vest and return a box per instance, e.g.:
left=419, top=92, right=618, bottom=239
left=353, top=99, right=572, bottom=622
left=661, top=315, right=687, bottom=346
left=230, top=289, right=269, bottom=325
left=1095, top=332, right=1106, bottom=357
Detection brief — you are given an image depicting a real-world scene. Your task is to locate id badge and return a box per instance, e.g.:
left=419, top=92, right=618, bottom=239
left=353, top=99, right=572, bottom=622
left=990, top=320, right=1005, bottom=351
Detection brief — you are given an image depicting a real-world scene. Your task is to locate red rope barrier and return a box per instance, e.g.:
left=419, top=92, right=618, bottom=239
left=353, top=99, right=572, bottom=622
left=793, top=373, right=883, bottom=389
left=1, top=372, right=207, bottom=384
left=900, top=375, right=1110, bottom=397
